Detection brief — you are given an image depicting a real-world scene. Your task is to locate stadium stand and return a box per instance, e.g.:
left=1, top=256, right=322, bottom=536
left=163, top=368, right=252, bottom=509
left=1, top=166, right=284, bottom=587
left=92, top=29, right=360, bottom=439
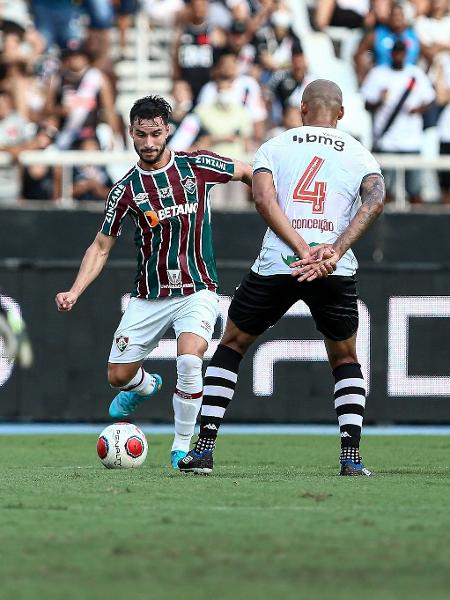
left=0, top=0, right=449, bottom=207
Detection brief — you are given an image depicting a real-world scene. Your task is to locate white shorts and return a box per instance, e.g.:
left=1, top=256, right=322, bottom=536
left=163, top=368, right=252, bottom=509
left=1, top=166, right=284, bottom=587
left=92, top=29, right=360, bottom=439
left=109, top=289, right=219, bottom=364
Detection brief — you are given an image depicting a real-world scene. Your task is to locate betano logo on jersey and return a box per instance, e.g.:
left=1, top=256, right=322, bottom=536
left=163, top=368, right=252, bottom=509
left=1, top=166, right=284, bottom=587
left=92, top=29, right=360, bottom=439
left=144, top=202, right=198, bottom=228
left=292, top=133, right=345, bottom=152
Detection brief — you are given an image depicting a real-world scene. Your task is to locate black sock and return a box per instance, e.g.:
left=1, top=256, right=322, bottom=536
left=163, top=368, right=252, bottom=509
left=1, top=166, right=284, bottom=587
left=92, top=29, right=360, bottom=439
left=197, top=344, right=243, bottom=447
left=340, top=446, right=361, bottom=463
left=333, top=363, right=366, bottom=460
left=195, top=436, right=216, bottom=453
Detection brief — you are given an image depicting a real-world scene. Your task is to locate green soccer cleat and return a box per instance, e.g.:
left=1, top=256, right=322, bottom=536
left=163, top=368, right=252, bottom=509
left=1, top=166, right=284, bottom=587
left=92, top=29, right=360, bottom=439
left=109, top=374, right=162, bottom=419
left=170, top=450, right=187, bottom=469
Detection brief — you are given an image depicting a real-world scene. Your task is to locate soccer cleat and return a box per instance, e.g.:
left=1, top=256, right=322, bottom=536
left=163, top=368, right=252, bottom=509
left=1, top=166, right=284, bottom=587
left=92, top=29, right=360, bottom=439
left=170, top=450, right=187, bottom=469
left=177, top=449, right=213, bottom=475
left=109, top=374, right=162, bottom=419
left=340, top=459, right=373, bottom=477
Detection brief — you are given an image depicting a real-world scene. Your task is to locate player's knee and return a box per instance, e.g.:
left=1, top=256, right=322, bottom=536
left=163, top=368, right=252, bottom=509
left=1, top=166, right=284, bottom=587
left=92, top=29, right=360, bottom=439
left=108, top=364, right=136, bottom=388
left=176, top=354, right=202, bottom=386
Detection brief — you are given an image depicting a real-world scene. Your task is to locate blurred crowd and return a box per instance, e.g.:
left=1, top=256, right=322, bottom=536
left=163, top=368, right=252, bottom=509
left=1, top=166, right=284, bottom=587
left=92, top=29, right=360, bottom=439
left=1, top=0, right=450, bottom=206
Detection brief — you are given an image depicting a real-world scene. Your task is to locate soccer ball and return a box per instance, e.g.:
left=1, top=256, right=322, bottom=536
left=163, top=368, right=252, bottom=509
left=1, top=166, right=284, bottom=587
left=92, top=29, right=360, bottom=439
left=97, top=423, right=148, bottom=469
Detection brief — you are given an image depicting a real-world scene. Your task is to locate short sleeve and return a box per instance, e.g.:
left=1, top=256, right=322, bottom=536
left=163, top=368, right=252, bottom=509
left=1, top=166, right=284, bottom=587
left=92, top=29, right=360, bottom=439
left=100, top=182, right=130, bottom=236
left=357, top=145, right=382, bottom=185
left=190, top=151, right=235, bottom=183
left=253, top=142, right=273, bottom=174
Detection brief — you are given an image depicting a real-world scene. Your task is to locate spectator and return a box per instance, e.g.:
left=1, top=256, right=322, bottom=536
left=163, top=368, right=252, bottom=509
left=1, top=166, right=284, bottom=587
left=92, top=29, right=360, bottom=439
left=195, top=77, right=253, bottom=160
left=226, top=20, right=257, bottom=76
left=0, top=15, right=45, bottom=70
left=172, top=0, right=222, bottom=103
left=415, top=0, right=450, bottom=70
left=141, top=0, right=183, bottom=27
left=72, top=137, right=113, bottom=202
left=0, top=89, right=30, bottom=204
left=254, top=4, right=303, bottom=77
left=197, top=50, right=267, bottom=141
left=354, top=3, right=422, bottom=83
left=435, top=55, right=450, bottom=204
left=265, top=103, right=301, bottom=139
left=361, top=39, right=435, bottom=204
left=113, top=0, right=138, bottom=59
left=44, top=46, right=121, bottom=150
left=267, top=48, right=313, bottom=118
left=367, top=0, right=394, bottom=26
left=30, top=0, right=84, bottom=51
left=315, top=0, right=371, bottom=30
left=19, top=121, right=60, bottom=201
left=168, top=79, right=194, bottom=140
left=83, top=0, right=115, bottom=71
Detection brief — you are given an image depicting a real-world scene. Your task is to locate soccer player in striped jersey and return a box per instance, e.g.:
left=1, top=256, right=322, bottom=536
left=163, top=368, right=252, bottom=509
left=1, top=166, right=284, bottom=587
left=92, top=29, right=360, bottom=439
left=55, top=95, right=252, bottom=469
left=179, top=80, right=385, bottom=476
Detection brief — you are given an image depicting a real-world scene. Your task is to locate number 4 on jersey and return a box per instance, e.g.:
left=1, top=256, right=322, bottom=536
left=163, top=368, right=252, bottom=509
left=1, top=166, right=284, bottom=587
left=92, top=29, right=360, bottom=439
left=293, top=156, right=327, bottom=214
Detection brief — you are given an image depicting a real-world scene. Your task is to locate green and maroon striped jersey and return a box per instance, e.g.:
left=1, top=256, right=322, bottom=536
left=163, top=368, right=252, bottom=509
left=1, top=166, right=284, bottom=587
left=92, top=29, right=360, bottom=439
left=100, top=150, right=235, bottom=299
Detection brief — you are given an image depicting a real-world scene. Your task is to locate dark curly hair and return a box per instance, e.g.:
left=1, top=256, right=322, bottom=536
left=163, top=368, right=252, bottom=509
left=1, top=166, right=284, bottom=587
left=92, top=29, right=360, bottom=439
left=129, top=95, right=172, bottom=126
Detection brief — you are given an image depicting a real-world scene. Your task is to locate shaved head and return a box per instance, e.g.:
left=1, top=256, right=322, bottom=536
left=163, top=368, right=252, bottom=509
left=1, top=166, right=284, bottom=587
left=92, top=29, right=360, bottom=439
left=300, top=79, right=344, bottom=127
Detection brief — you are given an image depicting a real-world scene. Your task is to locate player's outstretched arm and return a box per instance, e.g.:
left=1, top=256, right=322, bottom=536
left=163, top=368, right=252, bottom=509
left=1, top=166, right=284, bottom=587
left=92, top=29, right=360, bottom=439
left=231, top=160, right=253, bottom=187
left=253, top=170, right=312, bottom=259
left=291, top=173, right=385, bottom=282
left=55, top=232, right=116, bottom=312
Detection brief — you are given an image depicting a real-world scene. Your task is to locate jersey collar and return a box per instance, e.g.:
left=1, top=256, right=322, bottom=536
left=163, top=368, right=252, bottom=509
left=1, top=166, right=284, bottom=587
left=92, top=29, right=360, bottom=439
left=136, top=151, right=174, bottom=175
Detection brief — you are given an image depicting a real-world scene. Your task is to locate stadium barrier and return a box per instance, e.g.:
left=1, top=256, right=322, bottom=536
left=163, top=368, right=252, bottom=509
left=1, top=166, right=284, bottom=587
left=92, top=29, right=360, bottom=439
left=1, top=257, right=449, bottom=423
left=0, top=150, right=450, bottom=210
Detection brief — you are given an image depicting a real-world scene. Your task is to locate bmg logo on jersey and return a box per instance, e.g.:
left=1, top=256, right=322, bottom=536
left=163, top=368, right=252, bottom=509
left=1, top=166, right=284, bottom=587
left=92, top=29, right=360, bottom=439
left=293, top=133, right=345, bottom=152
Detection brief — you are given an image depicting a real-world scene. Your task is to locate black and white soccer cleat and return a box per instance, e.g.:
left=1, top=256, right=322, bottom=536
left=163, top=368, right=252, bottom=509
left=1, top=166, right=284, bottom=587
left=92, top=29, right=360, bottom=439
left=340, top=459, right=373, bottom=477
left=178, top=449, right=213, bottom=475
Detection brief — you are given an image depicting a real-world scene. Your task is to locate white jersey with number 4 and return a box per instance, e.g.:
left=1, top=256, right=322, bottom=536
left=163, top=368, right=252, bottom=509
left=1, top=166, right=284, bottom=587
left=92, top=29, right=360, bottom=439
left=251, top=126, right=381, bottom=277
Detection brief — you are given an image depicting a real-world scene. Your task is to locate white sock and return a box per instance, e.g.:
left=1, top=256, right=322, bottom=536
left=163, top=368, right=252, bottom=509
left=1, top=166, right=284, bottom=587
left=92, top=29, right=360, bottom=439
left=171, top=354, right=203, bottom=452
left=122, top=368, right=158, bottom=396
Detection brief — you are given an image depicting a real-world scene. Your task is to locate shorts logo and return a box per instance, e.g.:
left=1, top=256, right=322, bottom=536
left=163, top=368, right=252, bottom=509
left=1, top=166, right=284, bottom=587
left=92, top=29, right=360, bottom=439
left=168, top=269, right=182, bottom=288
left=181, top=176, right=196, bottom=195
left=133, top=192, right=149, bottom=205
left=115, top=335, right=129, bottom=352
left=158, top=186, right=173, bottom=199
left=201, top=320, right=212, bottom=333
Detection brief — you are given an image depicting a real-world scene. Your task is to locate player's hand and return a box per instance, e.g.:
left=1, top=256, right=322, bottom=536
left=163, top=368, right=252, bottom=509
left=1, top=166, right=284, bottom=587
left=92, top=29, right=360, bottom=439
left=292, top=254, right=338, bottom=282
left=289, top=246, right=340, bottom=282
left=55, top=291, right=78, bottom=312
left=299, top=244, right=335, bottom=265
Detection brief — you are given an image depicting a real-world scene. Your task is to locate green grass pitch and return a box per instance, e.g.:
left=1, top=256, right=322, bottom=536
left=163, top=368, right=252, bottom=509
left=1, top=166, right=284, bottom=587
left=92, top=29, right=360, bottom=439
left=1, top=434, right=450, bottom=600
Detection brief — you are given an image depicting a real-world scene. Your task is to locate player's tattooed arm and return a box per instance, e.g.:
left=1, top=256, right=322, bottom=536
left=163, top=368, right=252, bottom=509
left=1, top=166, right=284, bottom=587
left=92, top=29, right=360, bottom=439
left=291, top=173, right=384, bottom=283
left=333, top=173, right=385, bottom=258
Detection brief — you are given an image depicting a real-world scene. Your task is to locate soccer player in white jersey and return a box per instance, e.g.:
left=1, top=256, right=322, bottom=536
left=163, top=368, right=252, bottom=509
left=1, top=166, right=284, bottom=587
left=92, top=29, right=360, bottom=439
left=179, top=79, right=385, bottom=476
left=55, top=95, right=252, bottom=469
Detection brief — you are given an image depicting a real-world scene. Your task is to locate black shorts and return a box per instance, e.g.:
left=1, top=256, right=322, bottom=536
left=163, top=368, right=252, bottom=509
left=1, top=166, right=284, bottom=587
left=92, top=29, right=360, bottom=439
left=228, top=271, right=359, bottom=341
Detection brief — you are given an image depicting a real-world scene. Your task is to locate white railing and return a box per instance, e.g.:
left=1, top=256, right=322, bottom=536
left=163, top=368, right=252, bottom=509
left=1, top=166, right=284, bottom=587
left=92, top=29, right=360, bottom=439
left=1, top=150, right=450, bottom=210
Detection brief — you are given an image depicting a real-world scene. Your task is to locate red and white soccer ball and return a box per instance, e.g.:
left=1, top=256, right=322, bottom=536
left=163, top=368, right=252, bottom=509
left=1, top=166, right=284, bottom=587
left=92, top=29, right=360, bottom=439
left=97, top=423, right=148, bottom=469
